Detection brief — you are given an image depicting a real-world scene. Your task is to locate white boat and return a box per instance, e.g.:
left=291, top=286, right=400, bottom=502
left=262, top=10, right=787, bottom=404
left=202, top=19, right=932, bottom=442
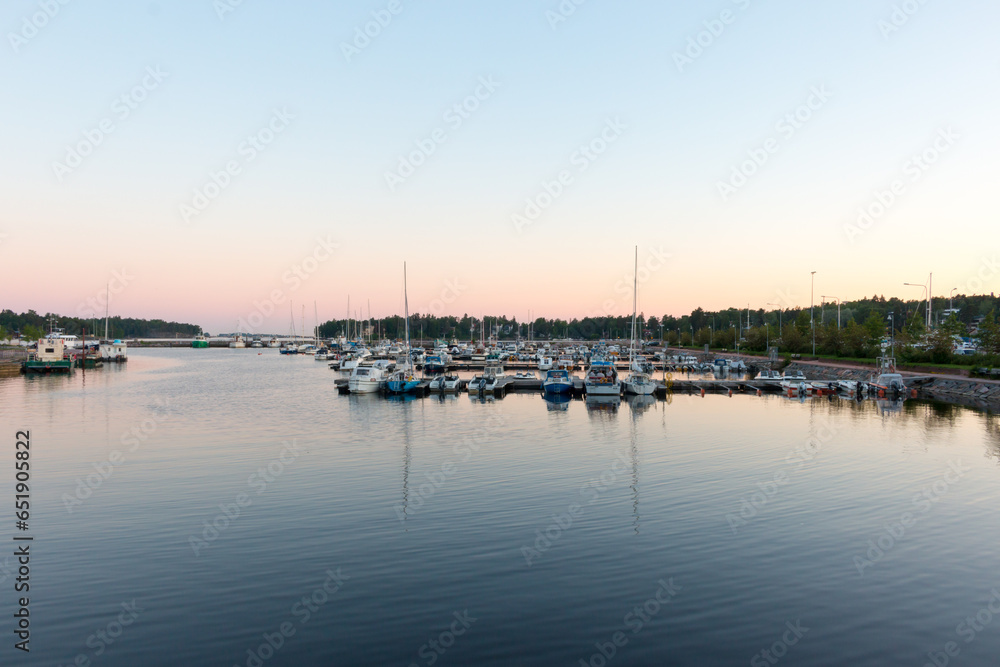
left=469, top=363, right=507, bottom=394
left=622, top=247, right=656, bottom=397
left=555, top=355, right=576, bottom=371
left=429, top=373, right=462, bottom=392
left=757, top=370, right=782, bottom=382
left=585, top=360, right=620, bottom=396
left=229, top=333, right=246, bottom=348
left=537, top=355, right=553, bottom=371
left=348, top=364, right=387, bottom=394
left=267, top=338, right=281, bottom=348
left=869, top=353, right=906, bottom=395
left=98, top=339, right=128, bottom=362
left=297, top=344, right=317, bottom=355
left=836, top=380, right=860, bottom=394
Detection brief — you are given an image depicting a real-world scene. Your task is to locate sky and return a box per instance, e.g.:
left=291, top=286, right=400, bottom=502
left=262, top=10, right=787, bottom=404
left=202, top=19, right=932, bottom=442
left=1, top=0, right=998, bottom=334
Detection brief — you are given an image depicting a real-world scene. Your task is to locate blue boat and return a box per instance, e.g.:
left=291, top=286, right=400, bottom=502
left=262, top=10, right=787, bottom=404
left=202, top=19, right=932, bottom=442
left=424, top=354, right=448, bottom=374
left=542, top=369, right=573, bottom=394
left=384, top=262, right=422, bottom=395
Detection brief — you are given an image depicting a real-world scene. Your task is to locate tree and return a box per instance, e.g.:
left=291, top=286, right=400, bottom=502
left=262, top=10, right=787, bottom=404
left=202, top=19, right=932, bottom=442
left=22, top=324, right=44, bottom=341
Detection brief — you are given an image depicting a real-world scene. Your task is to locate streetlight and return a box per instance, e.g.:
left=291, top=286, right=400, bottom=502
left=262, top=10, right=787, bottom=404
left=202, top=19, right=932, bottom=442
left=821, top=296, right=840, bottom=328
left=767, top=303, right=782, bottom=336
left=810, top=271, right=816, bottom=356
left=950, top=287, right=957, bottom=313
left=904, top=282, right=928, bottom=329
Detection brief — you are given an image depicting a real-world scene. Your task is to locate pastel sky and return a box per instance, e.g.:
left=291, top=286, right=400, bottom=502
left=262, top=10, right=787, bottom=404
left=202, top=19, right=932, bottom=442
left=1, top=0, right=998, bottom=333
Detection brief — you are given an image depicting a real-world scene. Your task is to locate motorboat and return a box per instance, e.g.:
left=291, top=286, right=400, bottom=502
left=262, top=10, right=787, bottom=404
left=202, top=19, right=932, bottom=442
left=542, top=369, right=573, bottom=394
left=585, top=360, right=620, bottom=396
left=469, top=363, right=507, bottom=394
left=536, top=355, right=553, bottom=371
left=348, top=364, right=387, bottom=394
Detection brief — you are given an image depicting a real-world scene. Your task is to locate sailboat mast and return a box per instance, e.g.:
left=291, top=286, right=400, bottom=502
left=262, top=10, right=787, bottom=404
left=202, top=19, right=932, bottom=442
left=403, top=262, right=411, bottom=371
left=630, top=245, right=637, bottom=366
left=314, top=301, right=319, bottom=346
left=104, top=283, right=109, bottom=340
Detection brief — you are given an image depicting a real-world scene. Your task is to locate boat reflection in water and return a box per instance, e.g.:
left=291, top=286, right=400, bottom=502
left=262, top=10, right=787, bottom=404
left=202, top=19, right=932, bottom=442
left=876, top=398, right=906, bottom=416
left=542, top=393, right=572, bottom=412
left=625, top=393, right=656, bottom=415
left=585, top=394, right=620, bottom=415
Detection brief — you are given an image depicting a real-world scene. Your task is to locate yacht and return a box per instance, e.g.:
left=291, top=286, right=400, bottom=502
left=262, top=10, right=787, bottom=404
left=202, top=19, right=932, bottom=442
left=429, top=373, right=462, bottom=392
left=469, top=363, right=507, bottom=395
left=229, top=333, right=246, bottom=349
left=536, top=355, right=553, bottom=371
left=542, top=368, right=573, bottom=395
left=348, top=363, right=387, bottom=394
left=585, top=360, right=621, bottom=396
left=621, top=247, right=657, bottom=397
left=757, top=370, right=783, bottom=382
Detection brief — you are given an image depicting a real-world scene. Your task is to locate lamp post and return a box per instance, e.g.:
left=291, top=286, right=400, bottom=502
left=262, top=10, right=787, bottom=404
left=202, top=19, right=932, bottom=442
left=950, top=287, right=957, bottom=313
left=767, top=303, right=782, bottom=336
left=822, top=296, right=840, bottom=328
left=810, top=271, right=816, bottom=357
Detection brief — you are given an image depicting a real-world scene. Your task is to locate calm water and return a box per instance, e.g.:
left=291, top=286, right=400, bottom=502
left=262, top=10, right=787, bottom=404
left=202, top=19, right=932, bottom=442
left=3, top=349, right=1000, bottom=666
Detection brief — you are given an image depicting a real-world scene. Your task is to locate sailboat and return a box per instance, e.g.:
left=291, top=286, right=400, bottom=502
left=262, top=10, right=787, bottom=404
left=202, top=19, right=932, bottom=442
left=97, top=283, right=128, bottom=362
left=623, top=246, right=657, bottom=396
left=385, top=263, right=421, bottom=394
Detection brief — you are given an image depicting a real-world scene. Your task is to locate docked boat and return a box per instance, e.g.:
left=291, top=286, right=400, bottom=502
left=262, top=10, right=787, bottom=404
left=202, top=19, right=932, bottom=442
left=868, top=353, right=906, bottom=396
left=621, top=247, right=656, bottom=397
left=99, top=339, right=128, bottom=363
left=192, top=333, right=209, bottom=349
left=424, top=353, right=449, bottom=374
left=429, top=373, right=462, bottom=392
left=542, top=368, right=573, bottom=394
left=22, top=338, right=73, bottom=374
left=229, top=333, right=246, bottom=349
left=347, top=363, right=387, bottom=394
left=836, top=379, right=860, bottom=394
left=267, top=338, right=281, bottom=348
left=469, top=363, right=507, bottom=394
left=555, top=355, right=576, bottom=371
left=585, top=360, right=620, bottom=396
left=385, top=264, right=422, bottom=395
left=536, top=355, right=553, bottom=371
left=757, top=370, right=782, bottom=382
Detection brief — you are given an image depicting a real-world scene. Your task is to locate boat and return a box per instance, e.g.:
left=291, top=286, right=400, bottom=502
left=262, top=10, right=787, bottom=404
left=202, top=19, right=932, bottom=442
left=385, top=263, right=422, bottom=395
left=347, top=363, right=387, bottom=394
left=229, top=332, right=246, bottom=348
left=542, top=368, right=573, bottom=394
left=315, top=347, right=331, bottom=361
left=536, top=355, right=553, bottom=371
left=622, top=247, right=657, bottom=397
left=469, top=363, right=507, bottom=394
left=757, top=370, right=782, bottom=382
left=585, top=360, right=620, bottom=395
left=836, top=379, right=860, bottom=394
left=267, top=338, right=281, bottom=348
left=555, top=355, right=576, bottom=371
left=22, top=338, right=73, bottom=374
left=429, top=373, right=462, bottom=392
left=192, top=333, right=209, bottom=349
left=868, top=352, right=906, bottom=396
left=98, top=339, right=128, bottom=362
left=424, top=353, right=449, bottom=374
